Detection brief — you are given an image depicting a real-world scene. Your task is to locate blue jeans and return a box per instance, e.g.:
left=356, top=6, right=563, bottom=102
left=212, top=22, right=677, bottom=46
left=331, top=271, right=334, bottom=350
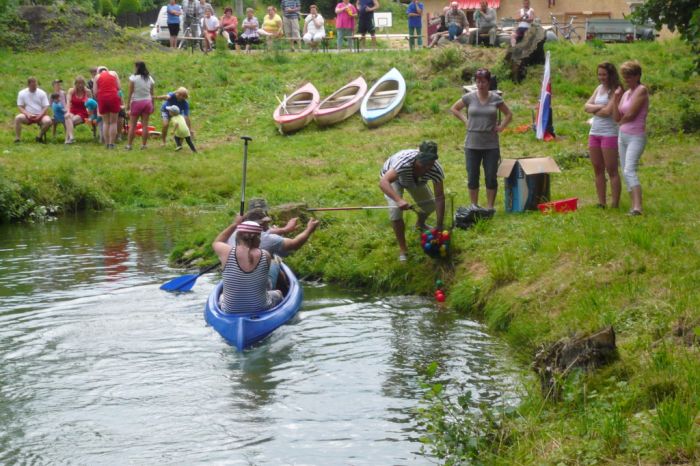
left=336, top=28, right=353, bottom=50
left=448, top=24, right=462, bottom=41
left=268, top=258, right=280, bottom=289
left=409, top=26, right=422, bottom=49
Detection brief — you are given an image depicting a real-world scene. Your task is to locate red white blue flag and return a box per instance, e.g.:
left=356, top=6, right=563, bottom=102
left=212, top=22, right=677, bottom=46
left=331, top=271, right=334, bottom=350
left=536, top=51, right=555, bottom=141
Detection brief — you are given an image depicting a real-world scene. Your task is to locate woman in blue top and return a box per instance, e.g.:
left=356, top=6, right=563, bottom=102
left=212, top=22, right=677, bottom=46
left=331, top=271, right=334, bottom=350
left=167, top=0, right=183, bottom=49
left=155, top=87, right=191, bottom=146
left=212, top=219, right=283, bottom=313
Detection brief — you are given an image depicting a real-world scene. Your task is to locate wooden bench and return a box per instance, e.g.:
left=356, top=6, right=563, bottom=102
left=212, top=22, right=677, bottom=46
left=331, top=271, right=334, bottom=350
left=348, top=33, right=423, bottom=51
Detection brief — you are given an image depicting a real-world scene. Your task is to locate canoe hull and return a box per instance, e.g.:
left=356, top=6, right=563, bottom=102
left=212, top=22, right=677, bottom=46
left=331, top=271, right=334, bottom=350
left=273, top=83, right=320, bottom=134
left=204, top=263, right=303, bottom=351
left=314, top=77, right=368, bottom=127
left=360, top=68, right=406, bottom=128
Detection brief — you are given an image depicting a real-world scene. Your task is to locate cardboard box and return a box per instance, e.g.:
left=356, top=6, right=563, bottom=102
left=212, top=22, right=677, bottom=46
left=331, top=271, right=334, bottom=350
left=497, top=157, right=561, bottom=212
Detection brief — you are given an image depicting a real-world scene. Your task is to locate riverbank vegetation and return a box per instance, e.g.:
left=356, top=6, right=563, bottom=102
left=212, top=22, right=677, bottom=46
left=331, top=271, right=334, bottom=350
left=1, top=37, right=699, bottom=463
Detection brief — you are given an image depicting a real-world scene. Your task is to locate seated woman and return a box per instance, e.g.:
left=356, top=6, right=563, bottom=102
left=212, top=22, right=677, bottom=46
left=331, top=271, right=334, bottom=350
left=238, top=8, right=261, bottom=53
left=220, top=7, right=239, bottom=49
left=303, top=4, right=325, bottom=51
left=258, top=6, right=284, bottom=48
left=64, top=75, right=92, bottom=144
left=212, top=219, right=283, bottom=313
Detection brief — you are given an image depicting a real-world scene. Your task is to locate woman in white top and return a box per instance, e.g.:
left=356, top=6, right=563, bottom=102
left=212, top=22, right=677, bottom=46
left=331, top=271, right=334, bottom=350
left=510, top=0, right=534, bottom=46
left=584, top=62, right=621, bottom=208
left=303, top=5, right=325, bottom=50
left=125, top=61, right=155, bottom=150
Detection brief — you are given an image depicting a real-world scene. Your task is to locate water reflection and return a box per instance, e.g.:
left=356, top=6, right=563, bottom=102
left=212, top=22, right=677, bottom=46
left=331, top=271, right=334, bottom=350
left=0, top=210, right=518, bottom=465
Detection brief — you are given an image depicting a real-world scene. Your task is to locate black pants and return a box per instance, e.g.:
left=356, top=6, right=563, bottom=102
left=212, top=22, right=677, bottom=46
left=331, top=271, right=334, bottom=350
left=175, top=136, right=197, bottom=152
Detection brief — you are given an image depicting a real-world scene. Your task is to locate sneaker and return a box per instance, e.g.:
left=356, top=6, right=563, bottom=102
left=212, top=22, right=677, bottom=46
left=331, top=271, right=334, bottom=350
left=470, top=203, right=482, bottom=210
left=14, top=138, right=20, bottom=143
left=124, top=145, right=132, bottom=151
left=35, top=136, right=46, bottom=144
left=64, top=138, right=75, bottom=145
left=140, top=145, right=147, bottom=150
left=399, top=253, right=408, bottom=262
left=175, top=146, right=183, bottom=151
left=596, top=204, right=606, bottom=209
left=627, top=209, right=642, bottom=216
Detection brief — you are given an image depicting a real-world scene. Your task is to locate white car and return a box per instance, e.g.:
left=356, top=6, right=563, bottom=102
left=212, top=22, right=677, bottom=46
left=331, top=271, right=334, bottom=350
left=149, top=5, right=185, bottom=44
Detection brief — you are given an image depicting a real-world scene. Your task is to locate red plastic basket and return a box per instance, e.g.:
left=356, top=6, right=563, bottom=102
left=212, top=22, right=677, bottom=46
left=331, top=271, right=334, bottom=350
left=538, top=197, right=578, bottom=214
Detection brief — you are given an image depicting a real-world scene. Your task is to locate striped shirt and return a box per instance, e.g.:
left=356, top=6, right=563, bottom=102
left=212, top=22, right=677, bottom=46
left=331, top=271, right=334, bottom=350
left=380, top=149, right=445, bottom=189
left=221, top=247, right=274, bottom=313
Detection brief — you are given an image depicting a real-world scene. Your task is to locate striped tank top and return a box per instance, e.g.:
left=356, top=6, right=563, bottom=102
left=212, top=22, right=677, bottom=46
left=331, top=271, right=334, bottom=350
left=221, top=247, right=273, bottom=313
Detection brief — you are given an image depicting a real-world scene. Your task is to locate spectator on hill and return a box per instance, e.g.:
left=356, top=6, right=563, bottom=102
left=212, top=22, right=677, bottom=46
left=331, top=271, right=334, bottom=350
left=125, top=61, right=155, bottom=151
left=379, top=141, right=445, bottom=262
left=64, top=76, right=92, bottom=144
left=50, top=93, right=66, bottom=140
left=213, top=219, right=283, bottom=314
left=335, top=0, right=357, bottom=50
left=510, top=0, right=534, bottom=46
left=450, top=68, right=512, bottom=212
left=356, top=0, right=378, bottom=48
left=258, top=6, right=283, bottom=48
left=156, top=87, right=192, bottom=145
left=613, top=60, right=648, bottom=216
left=202, top=8, right=220, bottom=52
left=303, top=5, right=325, bottom=51
left=445, top=2, right=468, bottom=42
left=93, top=66, right=121, bottom=149
left=406, top=0, right=423, bottom=50
left=220, top=7, right=239, bottom=48
left=166, top=0, right=182, bottom=49
left=87, top=67, right=97, bottom=93
left=51, top=79, right=67, bottom=106
left=238, top=8, right=261, bottom=52
left=14, top=77, right=51, bottom=143
left=167, top=105, right=197, bottom=152
left=281, top=0, right=302, bottom=51
left=428, top=6, right=449, bottom=47
left=585, top=62, right=621, bottom=209
left=182, top=0, right=205, bottom=37
left=471, top=0, right=497, bottom=46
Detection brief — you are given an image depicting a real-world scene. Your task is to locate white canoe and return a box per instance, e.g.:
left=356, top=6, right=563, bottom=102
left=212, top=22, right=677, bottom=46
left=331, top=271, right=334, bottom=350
left=360, top=68, right=406, bottom=128
left=314, top=76, right=368, bottom=127
left=273, top=82, right=320, bottom=134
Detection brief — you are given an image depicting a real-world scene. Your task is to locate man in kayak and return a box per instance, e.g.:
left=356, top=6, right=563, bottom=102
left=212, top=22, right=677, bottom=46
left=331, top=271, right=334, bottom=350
left=228, top=208, right=319, bottom=287
left=379, top=140, right=445, bottom=262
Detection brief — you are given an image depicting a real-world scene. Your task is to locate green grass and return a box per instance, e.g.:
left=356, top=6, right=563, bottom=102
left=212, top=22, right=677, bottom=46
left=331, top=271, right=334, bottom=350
left=1, top=38, right=699, bottom=463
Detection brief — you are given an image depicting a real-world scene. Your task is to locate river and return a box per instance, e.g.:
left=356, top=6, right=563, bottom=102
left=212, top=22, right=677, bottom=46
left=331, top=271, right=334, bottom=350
left=0, top=210, right=518, bottom=465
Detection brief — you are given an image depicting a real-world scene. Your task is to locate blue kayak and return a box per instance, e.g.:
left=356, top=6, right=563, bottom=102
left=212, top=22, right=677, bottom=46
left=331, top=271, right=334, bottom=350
left=204, top=263, right=303, bottom=351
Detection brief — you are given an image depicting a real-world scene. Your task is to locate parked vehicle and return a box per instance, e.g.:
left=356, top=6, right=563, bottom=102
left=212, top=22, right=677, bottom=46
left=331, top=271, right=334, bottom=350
left=585, top=19, right=656, bottom=42
left=149, top=5, right=184, bottom=45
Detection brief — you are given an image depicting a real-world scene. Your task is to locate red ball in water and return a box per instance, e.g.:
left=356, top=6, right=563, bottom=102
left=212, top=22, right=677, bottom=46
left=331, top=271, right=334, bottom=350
left=436, top=293, right=446, bottom=303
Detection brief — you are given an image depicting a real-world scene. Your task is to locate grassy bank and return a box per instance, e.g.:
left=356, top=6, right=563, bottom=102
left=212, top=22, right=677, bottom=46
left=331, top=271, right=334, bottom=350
left=1, top=38, right=699, bottom=463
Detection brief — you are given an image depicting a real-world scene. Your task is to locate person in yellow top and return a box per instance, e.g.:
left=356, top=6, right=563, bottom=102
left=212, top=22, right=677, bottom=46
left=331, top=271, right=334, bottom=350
left=167, top=105, right=197, bottom=153
left=259, top=6, right=283, bottom=48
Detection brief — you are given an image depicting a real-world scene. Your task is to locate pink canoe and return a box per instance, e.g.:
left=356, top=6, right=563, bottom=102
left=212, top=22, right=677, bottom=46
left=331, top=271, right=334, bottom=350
left=314, top=77, right=368, bottom=127
left=273, top=83, right=320, bottom=134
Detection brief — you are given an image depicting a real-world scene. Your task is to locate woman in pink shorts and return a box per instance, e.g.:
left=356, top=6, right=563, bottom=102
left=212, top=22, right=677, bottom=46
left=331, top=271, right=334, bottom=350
left=93, top=66, right=122, bottom=149
left=585, top=62, right=621, bottom=208
left=125, top=61, right=155, bottom=150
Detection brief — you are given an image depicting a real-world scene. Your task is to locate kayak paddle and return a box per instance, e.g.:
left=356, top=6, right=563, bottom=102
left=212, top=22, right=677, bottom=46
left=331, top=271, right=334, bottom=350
left=160, top=263, right=219, bottom=292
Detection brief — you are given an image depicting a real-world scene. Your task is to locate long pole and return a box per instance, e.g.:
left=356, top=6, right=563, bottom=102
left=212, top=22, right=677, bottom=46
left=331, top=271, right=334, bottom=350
left=308, top=205, right=413, bottom=212
left=240, top=136, right=252, bottom=215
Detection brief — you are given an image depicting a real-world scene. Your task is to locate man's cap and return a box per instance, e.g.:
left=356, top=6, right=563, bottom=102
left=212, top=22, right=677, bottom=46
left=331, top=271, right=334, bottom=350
left=244, top=208, right=272, bottom=223
left=52, top=79, right=63, bottom=84
left=416, top=140, right=439, bottom=164
left=236, top=220, right=263, bottom=234
left=166, top=105, right=180, bottom=115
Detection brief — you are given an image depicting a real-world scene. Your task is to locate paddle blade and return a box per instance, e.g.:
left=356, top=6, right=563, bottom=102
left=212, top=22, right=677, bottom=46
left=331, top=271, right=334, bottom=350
left=160, top=273, right=199, bottom=292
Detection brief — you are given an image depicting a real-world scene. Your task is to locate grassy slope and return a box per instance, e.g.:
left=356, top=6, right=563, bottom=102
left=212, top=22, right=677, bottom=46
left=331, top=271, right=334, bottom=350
left=1, top=39, right=699, bottom=463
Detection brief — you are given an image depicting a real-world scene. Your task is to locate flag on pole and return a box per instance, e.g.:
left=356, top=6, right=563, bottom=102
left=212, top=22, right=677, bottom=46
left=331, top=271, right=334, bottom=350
left=536, top=51, right=555, bottom=141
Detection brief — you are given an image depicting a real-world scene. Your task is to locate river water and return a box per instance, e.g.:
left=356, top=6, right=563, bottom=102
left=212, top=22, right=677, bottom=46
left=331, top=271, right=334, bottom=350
left=0, top=210, right=518, bottom=465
